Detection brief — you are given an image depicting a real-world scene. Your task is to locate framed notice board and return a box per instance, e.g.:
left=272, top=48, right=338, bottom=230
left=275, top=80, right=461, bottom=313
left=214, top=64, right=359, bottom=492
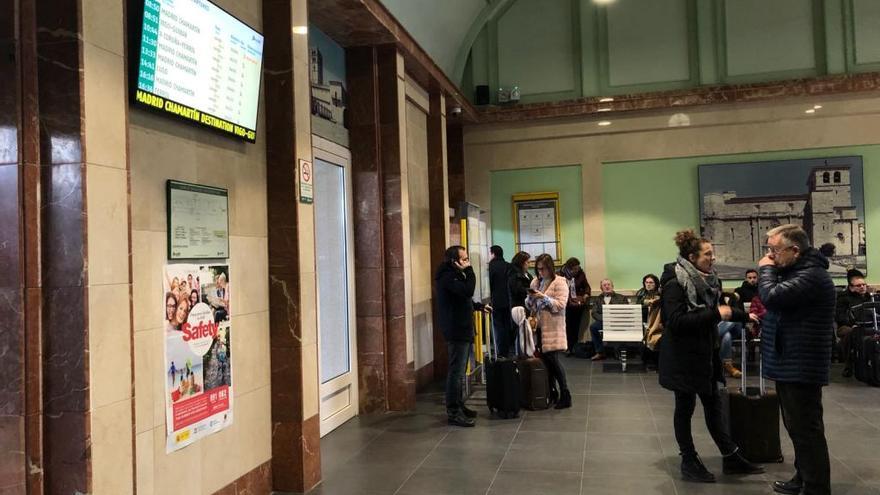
left=167, top=180, right=230, bottom=260
left=512, top=192, right=561, bottom=262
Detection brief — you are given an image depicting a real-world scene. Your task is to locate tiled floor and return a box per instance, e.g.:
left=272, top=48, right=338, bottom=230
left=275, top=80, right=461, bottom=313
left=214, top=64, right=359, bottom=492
left=311, top=357, right=880, bottom=495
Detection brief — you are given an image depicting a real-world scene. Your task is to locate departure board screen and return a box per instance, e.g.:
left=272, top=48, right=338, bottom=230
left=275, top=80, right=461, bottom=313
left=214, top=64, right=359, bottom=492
left=131, top=0, right=264, bottom=142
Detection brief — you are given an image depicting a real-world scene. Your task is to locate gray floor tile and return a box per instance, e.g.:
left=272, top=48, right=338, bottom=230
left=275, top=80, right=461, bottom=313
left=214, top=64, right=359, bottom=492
left=396, top=466, right=496, bottom=495
left=501, top=444, right=585, bottom=473
left=488, top=469, right=581, bottom=495
left=422, top=444, right=509, bottom=470
left=580, top=475, right=677, bottom=495
left=673, top=477, right=777, bottom=495
left=589, top=382, right=647, bottom=396
left=519, top=416, right=588, bottom=433
left=587, top=416, right=658, bottom=435
left=583, top=450, right=671, bottom=478
left=318, top=462, right=416, bottom=494
left=586, top=432, right=663, bottom=453
left=512, top=430, right=587, bottom=451
left=588, top=403, right=654, bottom=419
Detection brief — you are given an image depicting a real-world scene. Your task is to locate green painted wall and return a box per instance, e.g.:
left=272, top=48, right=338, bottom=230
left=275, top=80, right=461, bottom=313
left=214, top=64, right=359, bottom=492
left=465, top=0, right=880, bottom=103
left=603, top=144, right=880, bottom=289
left=491, top=165, right=585, bottom=264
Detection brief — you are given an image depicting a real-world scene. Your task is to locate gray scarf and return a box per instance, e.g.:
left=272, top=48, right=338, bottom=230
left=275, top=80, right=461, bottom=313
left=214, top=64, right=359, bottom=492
left=674, top=256, right=720, bottom=311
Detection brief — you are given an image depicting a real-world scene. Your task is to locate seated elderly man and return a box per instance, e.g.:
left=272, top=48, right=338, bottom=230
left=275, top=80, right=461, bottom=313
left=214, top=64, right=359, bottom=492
left=837, top=269, right=871, bottom=378
left=588, top=278, right=628, bottom=361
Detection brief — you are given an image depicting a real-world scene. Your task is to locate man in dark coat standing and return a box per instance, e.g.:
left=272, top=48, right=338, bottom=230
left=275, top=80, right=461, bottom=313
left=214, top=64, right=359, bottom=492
left=435, top=245, right=488, bottom=427
left=487, top=245, right=514, bottom=357
left=759, top=224, right=835, bottom=495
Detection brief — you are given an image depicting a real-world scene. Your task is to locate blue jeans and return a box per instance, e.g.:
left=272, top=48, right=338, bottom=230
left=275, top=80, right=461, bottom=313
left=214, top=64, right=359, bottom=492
left=589, top=320, right=604, bottom=353
left=717, top=321, right=743, bottom=361
left=446, top=341, right=471, bottom=416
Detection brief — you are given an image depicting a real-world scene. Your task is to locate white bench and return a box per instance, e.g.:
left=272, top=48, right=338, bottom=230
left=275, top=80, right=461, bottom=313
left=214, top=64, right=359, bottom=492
left=601, top=304, right=644, bottom=372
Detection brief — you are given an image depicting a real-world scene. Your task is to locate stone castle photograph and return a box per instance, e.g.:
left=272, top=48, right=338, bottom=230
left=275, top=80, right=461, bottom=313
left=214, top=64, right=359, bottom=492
left=699, top=156, right=867, bottom=279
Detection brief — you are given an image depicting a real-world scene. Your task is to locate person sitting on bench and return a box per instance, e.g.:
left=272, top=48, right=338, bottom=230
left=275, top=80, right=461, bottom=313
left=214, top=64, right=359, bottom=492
left=588, top=278, right=628, bottom=361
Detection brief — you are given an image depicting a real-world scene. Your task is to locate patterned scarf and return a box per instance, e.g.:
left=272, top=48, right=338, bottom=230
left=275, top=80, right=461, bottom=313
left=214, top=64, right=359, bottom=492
left=674, top=256, right=720, bottom=311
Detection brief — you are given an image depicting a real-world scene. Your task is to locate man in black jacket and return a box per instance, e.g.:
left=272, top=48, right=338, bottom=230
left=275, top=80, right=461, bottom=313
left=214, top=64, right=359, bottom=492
left=435, top=245, right=488, bottom=427
left=734, top=269, right=759, bottom=308
left=488, top=245, right=514, bottom=357
left=759, top=224, right=835, bottom=495
left=836, top=270, right=871, bottom=377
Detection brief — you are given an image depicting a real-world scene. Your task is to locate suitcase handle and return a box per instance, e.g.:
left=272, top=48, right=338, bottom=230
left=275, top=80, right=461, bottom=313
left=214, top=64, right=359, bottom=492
left=740, top=330, right=765, bottom=396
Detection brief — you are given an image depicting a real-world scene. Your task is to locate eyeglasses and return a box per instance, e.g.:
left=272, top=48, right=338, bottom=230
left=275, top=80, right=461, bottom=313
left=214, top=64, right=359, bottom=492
left=764, top=244, right=796, bottom=255
left=852, top=283, right=867, bottom=288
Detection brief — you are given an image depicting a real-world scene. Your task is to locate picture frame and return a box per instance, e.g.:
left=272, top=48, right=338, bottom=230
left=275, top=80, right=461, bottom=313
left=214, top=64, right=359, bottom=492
left=512, top=192, right=562, bottom=262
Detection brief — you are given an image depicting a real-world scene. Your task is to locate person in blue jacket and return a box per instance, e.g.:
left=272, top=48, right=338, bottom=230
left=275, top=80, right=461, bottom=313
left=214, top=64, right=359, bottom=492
left=759, top=224, right=835, bottom=495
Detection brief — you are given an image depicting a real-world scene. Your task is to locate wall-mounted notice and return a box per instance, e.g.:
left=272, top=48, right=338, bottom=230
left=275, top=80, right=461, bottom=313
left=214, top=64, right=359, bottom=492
left=167, top=180, right=229, bottom=260
left=299, top=159, right=314, bottom=204
left=513, top=192, right=561, bottom=261
left=163, top=263, right=232, bottom=452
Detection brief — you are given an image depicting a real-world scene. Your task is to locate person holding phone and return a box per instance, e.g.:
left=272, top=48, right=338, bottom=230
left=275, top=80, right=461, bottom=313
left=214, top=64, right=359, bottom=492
left=435, top=245, right=491, bottom=427
left=527, top=253, right=571, bottom=409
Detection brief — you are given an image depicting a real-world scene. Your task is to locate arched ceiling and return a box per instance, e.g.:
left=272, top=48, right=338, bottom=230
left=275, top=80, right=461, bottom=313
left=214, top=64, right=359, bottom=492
left=379, top=0, right=492, bottom=81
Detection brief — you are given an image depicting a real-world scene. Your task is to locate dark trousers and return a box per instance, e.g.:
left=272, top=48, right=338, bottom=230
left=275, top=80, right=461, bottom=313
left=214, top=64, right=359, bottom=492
left=492, top=307, right=514, bottom=357
left=838, top=325, right=854, bottom=369
left=539, top=350, right=568, bottom=392
left=777, top=382, right=830, bottom=495
left=566, top=305, right=585, bottom=352
left=445, top=341, right=471, bottom=416
left=673, top=389, right=737, bottom=457
left=589, top=320, right=605, bottom=353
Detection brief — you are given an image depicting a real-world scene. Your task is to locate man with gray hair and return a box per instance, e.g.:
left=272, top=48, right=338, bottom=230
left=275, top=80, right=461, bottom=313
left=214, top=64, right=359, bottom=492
left=588, top=278, right=628, bottom=360
left=758, top=224, right=835, bottom=495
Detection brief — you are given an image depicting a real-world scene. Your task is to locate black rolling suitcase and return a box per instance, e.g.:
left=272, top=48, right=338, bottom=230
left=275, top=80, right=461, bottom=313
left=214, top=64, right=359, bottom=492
left=725, top=337, right=784, bottom=463
left=484, top=312, right=521, bottom=419
left=856, top=332, right=880, bottom=386
left=517, top=357, right=549, bottom=410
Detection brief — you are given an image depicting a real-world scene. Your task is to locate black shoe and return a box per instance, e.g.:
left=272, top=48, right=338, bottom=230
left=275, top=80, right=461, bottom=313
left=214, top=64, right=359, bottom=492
left=447, top=414, right=475, bottom=427
left=554, top=389, right=572, bottom=409
left=842, top=367, right=853, bottom=378
left=461, top=404, right=478, bottom=418
left=681, top=453, right=716, bottom=483
left=722, top=449, right=765, bottom=475
left=548, top=388, right=559, bottom=405
left=773, top=474, right=803, bottom=495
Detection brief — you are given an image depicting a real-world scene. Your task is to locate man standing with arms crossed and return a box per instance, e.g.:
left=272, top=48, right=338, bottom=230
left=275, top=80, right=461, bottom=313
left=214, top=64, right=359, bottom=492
left=758, top=225, right=835, bottom=495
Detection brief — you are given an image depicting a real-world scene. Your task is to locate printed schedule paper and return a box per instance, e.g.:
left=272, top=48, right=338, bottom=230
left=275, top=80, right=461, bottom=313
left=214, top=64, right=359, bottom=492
left=167, top=181, right=229, bottom=260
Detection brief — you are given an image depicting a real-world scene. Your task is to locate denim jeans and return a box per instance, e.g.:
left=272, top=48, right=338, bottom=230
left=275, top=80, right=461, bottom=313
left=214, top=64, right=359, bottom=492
left=589, top=320, right=604, bottom=353
left=445, top=341, right=471, bottom=416
left=717, top=321, right=743, bottom=361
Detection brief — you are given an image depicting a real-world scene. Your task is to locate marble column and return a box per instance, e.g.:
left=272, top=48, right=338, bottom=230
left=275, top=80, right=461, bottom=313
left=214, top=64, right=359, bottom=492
left=348, top=44, right=416, bottom=413
left=263, top=0, right=322, bottom=491
left=427, top=91, right=450, bottom=382
left=0, top=0, right=27, bottom=492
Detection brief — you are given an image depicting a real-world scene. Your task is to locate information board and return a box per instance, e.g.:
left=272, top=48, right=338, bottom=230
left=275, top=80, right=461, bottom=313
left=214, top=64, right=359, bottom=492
left=513, top=193, right=561, bottom=261
left=133, top=0, right=264, bottom=142
left=167, top=180, right=229, bottom=260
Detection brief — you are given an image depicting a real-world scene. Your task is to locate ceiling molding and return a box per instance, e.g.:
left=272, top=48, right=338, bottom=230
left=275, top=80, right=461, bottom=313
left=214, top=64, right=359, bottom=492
left=451, top=0, right=518, bottom=85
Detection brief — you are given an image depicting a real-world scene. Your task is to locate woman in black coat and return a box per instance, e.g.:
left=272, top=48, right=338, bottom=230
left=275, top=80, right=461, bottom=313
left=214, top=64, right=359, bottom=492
left=659, top=230, right=763, bottom=483
left=507, top=251, right=533, bottom=309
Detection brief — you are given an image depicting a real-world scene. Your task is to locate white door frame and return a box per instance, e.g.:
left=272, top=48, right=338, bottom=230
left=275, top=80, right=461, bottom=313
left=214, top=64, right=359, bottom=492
left=312, top=135, right=359, bottom=437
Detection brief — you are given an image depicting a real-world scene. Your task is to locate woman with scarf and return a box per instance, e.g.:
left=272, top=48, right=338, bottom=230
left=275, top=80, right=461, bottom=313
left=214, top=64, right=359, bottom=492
left=659, top=230, right=763, bottom=483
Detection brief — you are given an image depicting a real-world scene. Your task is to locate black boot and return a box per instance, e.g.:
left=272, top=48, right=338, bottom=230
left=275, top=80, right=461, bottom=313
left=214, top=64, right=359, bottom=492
left=554, top=389, right=572, bottom=409
left=680, top=453, right=716, bottom=483
left=548, top=388, right=559, bottom=405
left=773, top=473, right=803, bottom=495
left=722, top=448, right=765, bottom=475
left=461, top=404, right=478, bottom=418
left=447, top=412, right=475, bottom=427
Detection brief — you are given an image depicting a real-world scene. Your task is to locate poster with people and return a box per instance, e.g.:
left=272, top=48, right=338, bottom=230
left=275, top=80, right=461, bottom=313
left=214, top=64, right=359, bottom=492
left=163, top=263, right=233, bottom=452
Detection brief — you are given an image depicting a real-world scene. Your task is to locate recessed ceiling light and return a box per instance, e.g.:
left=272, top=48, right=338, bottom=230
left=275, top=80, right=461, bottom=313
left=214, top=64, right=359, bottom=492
left=813, top=104, right=823, bottom=109
left=598, top=121, right=612, bottom=126
left=598, top=107, right=611, bottom=112
left=593, top=0, right=616, bottom=4
left=599, top=97, right=614, bottom=103
left=805, top=108, right=816, bottom=114
left=292, top=26, right=308, bottom=35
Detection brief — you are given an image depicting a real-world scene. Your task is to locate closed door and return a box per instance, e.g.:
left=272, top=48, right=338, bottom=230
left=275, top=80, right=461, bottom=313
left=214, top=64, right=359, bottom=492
left=313, top=138, right=358, bottom=436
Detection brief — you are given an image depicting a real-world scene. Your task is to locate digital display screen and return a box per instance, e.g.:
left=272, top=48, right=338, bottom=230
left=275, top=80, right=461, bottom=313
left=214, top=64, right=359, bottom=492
left=132, top=0, right=264, bottom=142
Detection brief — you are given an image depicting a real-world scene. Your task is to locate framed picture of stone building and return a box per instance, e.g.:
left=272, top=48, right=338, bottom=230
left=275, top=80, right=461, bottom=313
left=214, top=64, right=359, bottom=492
left=699, top=156, right=866, bottom=279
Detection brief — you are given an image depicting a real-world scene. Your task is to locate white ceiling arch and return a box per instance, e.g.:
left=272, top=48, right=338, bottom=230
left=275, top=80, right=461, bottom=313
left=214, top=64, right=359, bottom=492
left=379, top=0, right=513, bottom=83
